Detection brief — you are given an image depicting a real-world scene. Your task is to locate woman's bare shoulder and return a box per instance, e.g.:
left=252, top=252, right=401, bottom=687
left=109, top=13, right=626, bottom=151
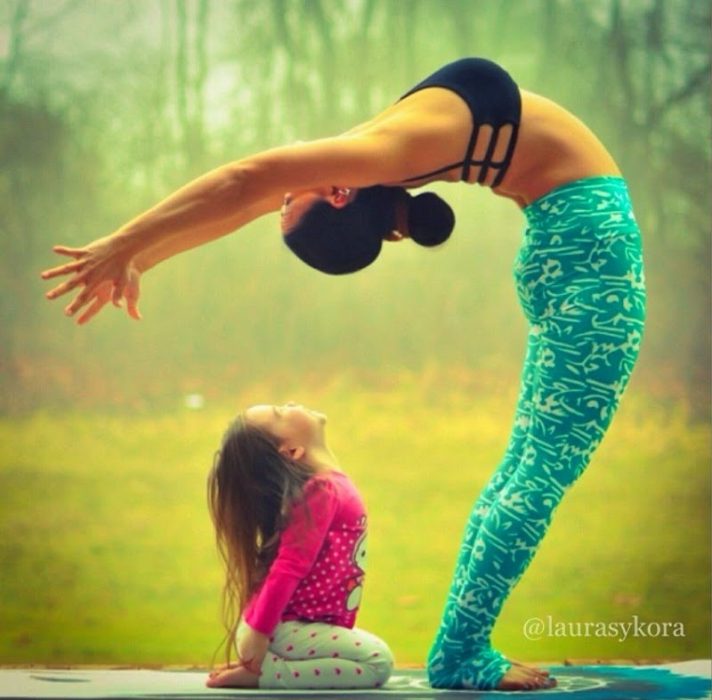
left=354, top=89, right=476, bottom=186
left=240, top=91, right=474, bottom=191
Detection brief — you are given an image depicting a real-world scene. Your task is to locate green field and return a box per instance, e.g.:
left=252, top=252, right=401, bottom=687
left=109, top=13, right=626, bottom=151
left=1, top=372, right=709, bottom=667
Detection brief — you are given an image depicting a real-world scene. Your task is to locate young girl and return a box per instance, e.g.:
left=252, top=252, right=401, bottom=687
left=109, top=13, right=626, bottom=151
left=205, top=401, right=393, bottom=690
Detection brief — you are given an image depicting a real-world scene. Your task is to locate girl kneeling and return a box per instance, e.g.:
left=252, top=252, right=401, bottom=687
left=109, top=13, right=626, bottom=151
left=206, top=402, right=393, bottom=690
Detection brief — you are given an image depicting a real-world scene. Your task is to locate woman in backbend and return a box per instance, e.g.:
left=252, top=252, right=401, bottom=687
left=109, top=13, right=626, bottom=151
left=42, top=57, right=645, bottom=691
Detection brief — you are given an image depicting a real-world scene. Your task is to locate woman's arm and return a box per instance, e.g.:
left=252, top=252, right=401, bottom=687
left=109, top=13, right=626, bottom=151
left=41, top=91, right=469, bottom=324
left=131, top=132, right=412, bottom=269
left=46, top=194, right=281, bottom=325
left=41, top=163, right=281, bottom=316
left=133, top=193, right=280, bottom=272
left=40, top=133, right=410, bottom=323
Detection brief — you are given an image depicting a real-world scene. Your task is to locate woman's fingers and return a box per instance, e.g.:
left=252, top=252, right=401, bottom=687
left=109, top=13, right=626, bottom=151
left=46, top=268, right=140, bottom=322
left=74, top=281, right=115, bottom=324
left=126, top=303, right=141, bottom=321
left=110, top=272, right=140, bottom=320
left=41, top=258, right=86, bottom=281
left=70, top=278, right=141, bottom=324
left=52, top=245, right=85, bottom=258
left=63, top=282, right=98, bottom=317
left=43, top=241, right=142, bottom=323
left=63, top=294, right=87, bottom=318
left=45, top=274, right=87, bottom=301
left=76, top=296, right=108, bottom=325
left=111, top=277, right=126, bottom=308
left=122, top=268, right=142, bottom=320
left=111, top=265, right=138, bottom=310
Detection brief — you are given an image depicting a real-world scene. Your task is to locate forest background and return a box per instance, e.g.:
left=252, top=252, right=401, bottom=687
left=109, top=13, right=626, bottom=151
left=1, top=0, right=710, bottom=667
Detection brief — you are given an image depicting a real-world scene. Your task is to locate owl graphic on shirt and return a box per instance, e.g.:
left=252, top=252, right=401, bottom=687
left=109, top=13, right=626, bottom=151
left=345, top=516, right=367, bottom=612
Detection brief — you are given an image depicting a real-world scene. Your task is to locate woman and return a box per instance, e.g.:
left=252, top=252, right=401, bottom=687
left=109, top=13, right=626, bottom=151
left=42, top=58, right=645, bottom=690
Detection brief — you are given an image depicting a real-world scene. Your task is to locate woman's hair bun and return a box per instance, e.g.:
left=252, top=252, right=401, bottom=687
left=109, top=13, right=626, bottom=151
left=408, top=192, right=455, bottom=247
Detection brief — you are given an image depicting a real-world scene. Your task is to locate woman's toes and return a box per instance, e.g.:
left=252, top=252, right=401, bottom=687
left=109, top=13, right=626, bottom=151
left=512, top=659, right=550, bottom=677
left=498, top=664, right=557, bottom=691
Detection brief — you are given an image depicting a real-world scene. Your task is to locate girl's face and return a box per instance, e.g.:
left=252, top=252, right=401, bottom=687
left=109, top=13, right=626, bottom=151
left=245, top=402, right=327, bottom=451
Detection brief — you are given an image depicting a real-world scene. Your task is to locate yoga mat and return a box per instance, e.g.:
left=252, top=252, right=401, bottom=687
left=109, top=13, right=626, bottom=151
left=0, top=661, right=709, bottom=699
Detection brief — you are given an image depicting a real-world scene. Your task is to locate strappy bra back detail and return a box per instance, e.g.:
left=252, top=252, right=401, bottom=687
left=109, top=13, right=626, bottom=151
left=399, top=58, right=521, bottom=188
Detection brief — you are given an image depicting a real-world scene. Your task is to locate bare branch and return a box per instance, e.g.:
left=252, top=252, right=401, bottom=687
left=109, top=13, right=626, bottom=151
left=26, top=0, right=83, bottom=36
left=647, top=62, right=711, bottom=128
left=1, top=0, right=29, bottom=98
left=608, top=0, right=638, bottom=108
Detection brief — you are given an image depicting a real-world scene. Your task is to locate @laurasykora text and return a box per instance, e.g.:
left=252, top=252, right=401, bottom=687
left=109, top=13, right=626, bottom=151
left=522, top=615, right=685, bottom=643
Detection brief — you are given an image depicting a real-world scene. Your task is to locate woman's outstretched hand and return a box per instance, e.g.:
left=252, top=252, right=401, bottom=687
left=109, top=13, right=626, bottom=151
left=41, top=237, right=143, bottom=325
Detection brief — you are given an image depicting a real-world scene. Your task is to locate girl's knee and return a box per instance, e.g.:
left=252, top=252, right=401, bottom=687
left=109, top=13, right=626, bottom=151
left=365, top=639, right=394, bottom=687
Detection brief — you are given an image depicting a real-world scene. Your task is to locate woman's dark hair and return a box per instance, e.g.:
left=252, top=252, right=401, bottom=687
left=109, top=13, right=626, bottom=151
left=284, top=186, right=455, bottom=274
left=207, top=415, right=314, bottom=662
left=407, top=191, right=456, bottom=247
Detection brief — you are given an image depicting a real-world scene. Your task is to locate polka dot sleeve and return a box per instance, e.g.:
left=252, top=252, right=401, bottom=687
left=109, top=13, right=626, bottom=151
left=245, top=477, right=340, bottom=635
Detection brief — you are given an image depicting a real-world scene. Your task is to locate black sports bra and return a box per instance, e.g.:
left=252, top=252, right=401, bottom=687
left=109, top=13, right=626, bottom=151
left=399, top=58, right=521, bottom=188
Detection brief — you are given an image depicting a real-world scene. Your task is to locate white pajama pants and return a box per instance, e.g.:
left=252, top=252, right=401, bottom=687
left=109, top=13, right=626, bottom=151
left=255, top=621, right=394, bottom=690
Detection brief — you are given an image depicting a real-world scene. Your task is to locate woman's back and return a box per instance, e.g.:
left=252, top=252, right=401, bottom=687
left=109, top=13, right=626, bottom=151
left=351, top=78, right=622, bottom=206
left=500, top=90, right=622, bottom=204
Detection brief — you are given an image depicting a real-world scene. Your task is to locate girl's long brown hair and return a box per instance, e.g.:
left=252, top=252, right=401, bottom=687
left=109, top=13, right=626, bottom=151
left=207, top=414, right=314, bottom=662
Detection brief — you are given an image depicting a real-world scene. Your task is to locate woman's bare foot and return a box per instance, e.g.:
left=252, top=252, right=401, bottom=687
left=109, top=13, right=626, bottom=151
left=497, top=664, right=557, bottom=691
left=205, top=663, right=260, bottom=688
left=512, top=659, right=551, bottom=677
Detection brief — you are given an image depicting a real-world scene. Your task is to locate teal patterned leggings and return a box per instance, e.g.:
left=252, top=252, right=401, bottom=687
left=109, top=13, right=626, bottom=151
left=427, top=176, right=647, bottom=689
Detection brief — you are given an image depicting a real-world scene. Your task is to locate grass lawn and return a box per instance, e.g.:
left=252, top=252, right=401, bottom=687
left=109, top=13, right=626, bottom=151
left=1, top=371, right=709, bottom=666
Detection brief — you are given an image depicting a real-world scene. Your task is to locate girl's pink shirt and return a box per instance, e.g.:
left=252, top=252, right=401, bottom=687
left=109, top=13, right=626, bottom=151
left=244, top=470, right=368, bottom=636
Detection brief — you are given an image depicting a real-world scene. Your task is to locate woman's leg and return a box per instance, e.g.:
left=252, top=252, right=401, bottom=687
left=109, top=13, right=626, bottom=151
left=428, top=182, right=646, bottom=689
left=430, top=315, right=643, bottom=687
left=428, top=329, right=540, bottom=658
left=259, top=621, right=394, bottom=689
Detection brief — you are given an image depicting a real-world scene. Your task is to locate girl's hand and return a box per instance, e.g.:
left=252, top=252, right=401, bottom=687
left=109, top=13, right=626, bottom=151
left=41, top=236, right=143, bottom=324
left=205, top=663, right=259, bottom=688
left=237, top=624, right=270, bottom=675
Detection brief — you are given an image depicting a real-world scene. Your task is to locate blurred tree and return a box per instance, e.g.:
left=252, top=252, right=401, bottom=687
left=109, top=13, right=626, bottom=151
left=0, top=1, right=98, bottom=404
left=0, top=0, right=28, bottom=98
left=175, top=0, right=210, bottom=169
left=576, top=0, right=710, bottom=418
